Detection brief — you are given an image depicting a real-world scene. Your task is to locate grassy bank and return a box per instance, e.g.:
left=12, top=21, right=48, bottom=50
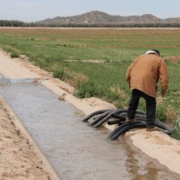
left=0, top=28, right=180, bottom=138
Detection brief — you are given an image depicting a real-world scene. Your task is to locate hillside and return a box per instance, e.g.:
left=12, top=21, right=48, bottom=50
left=36, top=11, right=180, bottom=25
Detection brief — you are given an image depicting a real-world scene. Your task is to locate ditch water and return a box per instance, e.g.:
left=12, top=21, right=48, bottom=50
left=0, top=83, right=178, bottom=180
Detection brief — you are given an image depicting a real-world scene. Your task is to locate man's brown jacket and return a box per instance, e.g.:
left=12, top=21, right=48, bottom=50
left=126, top=54, right=168, bottom=98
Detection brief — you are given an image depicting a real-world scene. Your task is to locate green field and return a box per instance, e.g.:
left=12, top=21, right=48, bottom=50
left=0, top=27, right=180, bottom=137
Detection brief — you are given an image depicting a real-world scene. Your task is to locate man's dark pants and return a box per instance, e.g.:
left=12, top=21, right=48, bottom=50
left=127, top=89, right=156, bottom=128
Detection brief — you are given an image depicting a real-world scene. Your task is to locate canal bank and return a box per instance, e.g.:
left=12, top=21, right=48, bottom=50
left=0, top=49, right=180, bottom=179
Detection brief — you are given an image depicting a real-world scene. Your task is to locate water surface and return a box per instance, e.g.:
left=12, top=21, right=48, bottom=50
left=0, top=83, right=177, bottom=180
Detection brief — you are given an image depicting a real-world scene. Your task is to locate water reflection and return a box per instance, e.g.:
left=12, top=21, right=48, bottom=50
left=124, top=142, right=176, bottom=180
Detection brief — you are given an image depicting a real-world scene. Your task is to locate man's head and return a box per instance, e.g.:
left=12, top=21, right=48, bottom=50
left=145, top=49, right=160, bottom=56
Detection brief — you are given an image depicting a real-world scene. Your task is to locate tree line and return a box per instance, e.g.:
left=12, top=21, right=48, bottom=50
left=0, top=20, right=180, bottom=28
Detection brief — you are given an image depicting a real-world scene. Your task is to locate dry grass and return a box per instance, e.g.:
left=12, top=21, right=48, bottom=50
left=164, top=106, right=178, bottom=127
left=110, top=86, right=128, bottom=99
left=63, top=68, right=88, bottom=87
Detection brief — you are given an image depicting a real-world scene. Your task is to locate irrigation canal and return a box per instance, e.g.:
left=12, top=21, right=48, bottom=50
left=0, top=81, right=178, bottom=180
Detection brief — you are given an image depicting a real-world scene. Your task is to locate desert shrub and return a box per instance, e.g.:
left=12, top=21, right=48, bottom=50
left=53, top=69, right=66, bottom=80
left=10, top=52, right=19, bottom=58
left=74, top=81, right=98, bottom=98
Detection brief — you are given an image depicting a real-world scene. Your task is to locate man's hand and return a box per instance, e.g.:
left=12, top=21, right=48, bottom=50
left=126, top=78, right=130, bottom=83
left=156, top=86, right=158, bottom=92
left=161, top=89, right=166, bottom=97
left=126, top=79, right=131, bottom=88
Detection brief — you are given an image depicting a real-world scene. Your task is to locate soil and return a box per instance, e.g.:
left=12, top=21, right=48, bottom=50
left=163, top=56, right=180, bottom=62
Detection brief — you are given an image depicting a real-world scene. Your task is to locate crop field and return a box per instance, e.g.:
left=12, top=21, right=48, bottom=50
left=0, top=27, right=180, bottom=137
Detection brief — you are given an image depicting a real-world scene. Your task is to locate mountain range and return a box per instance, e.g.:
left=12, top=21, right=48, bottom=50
left=37, top=11, right=180, bottom=25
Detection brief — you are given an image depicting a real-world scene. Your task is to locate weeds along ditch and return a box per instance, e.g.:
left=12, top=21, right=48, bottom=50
left=0, top=28, right=180, bottom=139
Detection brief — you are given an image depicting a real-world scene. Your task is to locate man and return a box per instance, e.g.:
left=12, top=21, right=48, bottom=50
left=126, top=49, right=168, bottom=131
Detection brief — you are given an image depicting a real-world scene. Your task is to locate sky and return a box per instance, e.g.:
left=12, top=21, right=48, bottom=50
left=0, top=0, right=180, bottom=22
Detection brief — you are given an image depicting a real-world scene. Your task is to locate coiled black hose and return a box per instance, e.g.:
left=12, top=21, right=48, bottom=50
left=155, top=120, right=175, bottom=134
left=109, top=123, right=147, bottom=140
left=82, top=109, right=111, bottom=122
left=82, top=108, right=176, bottom=140
left=88, top=109, right=114, bottom=126
left=107, top=120, right=144, bottom=139
left=93, top=109, right=130, bottom=128
left=108, top=120, right=175, bottom=140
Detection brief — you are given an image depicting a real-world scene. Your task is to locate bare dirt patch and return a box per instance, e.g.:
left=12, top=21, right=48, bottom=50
left=163, top=56, right=180, bottom=62
left=64, top=59, right=106, bottom=63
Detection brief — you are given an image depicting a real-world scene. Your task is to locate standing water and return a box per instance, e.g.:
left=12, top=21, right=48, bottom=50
left=0, top=83, right=177, bottom=180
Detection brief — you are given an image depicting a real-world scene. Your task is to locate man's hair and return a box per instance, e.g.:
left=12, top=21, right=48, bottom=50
left=152, top=49, right=160, bottom=56
left=145, top=49, right=160, bottom=56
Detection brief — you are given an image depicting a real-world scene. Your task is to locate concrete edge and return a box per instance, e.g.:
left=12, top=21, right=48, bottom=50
left=41, top=79, right=180, bottom=178
left=0, top=94, right=60, bottom=180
